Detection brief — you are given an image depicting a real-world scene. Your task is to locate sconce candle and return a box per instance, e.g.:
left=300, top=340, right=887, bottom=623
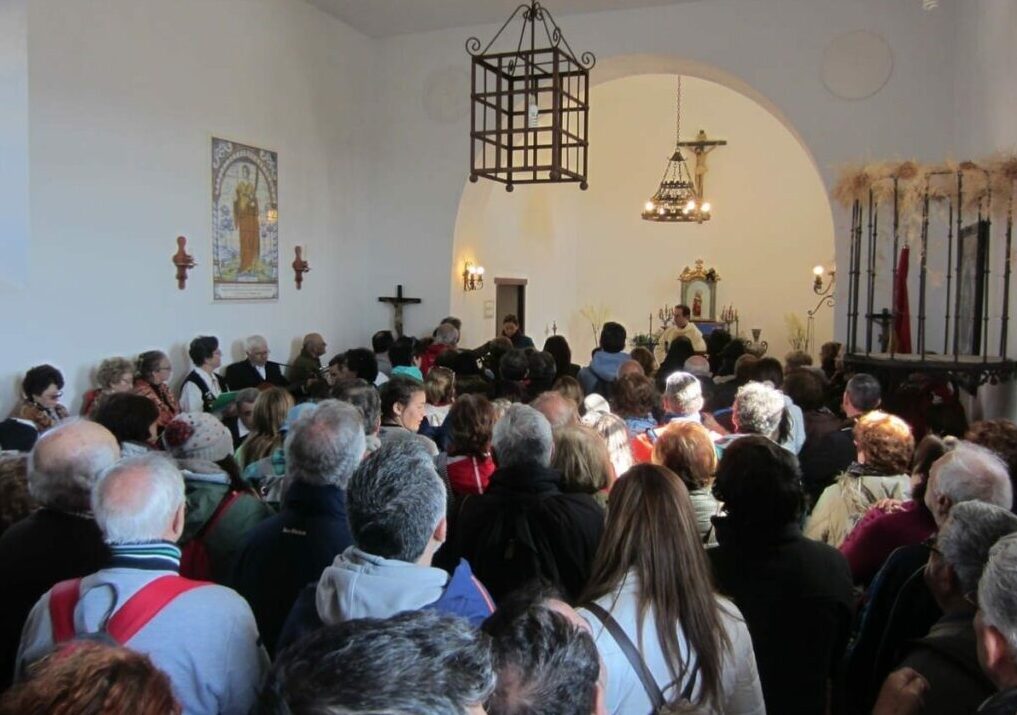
left=462, top=261, right=485, bottom=292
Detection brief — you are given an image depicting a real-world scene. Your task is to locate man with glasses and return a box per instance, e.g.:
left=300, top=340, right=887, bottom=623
left=225, top=335, right=288, bottom=390
left=873, top=502, right=1017, bottom=715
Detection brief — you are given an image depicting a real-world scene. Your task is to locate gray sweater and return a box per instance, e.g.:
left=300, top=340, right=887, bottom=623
left=17, top=560, right=268, bottom=715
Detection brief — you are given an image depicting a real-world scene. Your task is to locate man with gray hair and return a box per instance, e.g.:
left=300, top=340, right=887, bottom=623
left=232, top=400, right=365, bottom=656
left=874, top=502, right=1017, bottom=715
left=17, top=453, right=267, bottom=714
left=846, top=442, right=1015, bottom=711
left=974, top=533, right=1017, bottom=714
left=225, top=334, right=288, bottom=389
left=926, top=443, right=1014, bottom=527
left=421, top=322, right=460, bottom=376
left=258, top=610, right=495, bottom=715
left=276, top=439, right=494, bottom=651
left=453, top=404, right=605, bottom=601
left=714, top=381, right=789, bottom=455
left=632, top=371, right=711, bottom=462
left=0, top=419, right=120, bottom=689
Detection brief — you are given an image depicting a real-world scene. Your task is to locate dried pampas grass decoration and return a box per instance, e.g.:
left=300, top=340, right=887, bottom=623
left=987, top=154, right=1017, bottom=210
left=833, top=153, right=1017, bottom=216
left=832, top=164, right=873, bottom=207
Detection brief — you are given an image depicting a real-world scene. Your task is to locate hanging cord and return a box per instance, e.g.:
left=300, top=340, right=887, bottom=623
left=675, top=76, right=682, bottom=148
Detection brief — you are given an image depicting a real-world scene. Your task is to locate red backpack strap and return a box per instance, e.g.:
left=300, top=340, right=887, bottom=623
left=106, top=575, right=208, bottom=644
left=48, top=578, right=83, bottom=643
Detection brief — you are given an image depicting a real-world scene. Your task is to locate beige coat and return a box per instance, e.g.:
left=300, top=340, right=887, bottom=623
left=805, top=473, right=911, bottom=547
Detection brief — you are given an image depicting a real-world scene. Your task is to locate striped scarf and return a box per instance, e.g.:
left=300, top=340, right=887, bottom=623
left=107, top=541, right=181, bottom=572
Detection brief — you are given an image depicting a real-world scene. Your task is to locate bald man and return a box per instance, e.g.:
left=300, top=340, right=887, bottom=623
left=531, top=391, right=580, bottom=430
left=288, top=332, right=328, bottom=393
left=0, top=419, right=120, bottom=689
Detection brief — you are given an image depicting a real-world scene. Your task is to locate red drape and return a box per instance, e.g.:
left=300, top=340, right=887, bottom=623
left=892, top=246, right=912, bottom=353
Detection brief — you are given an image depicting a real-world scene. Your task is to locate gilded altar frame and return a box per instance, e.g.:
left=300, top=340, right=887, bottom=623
left=679, top=259, right=719, bottom=321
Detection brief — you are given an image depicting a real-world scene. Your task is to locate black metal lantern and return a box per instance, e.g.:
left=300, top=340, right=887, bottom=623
left=467, top=1, right=594, bottom=192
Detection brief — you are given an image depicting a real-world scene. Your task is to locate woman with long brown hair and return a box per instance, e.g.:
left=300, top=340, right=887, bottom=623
left=236, top=387, right=294, bottom=469
left=578, top=463, right=764, bottom=714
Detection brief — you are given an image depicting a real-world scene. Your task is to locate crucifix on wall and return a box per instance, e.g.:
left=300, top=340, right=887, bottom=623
left=678, top=129, right=727, bottom=199
left=378, top=284, right=421, bottom=337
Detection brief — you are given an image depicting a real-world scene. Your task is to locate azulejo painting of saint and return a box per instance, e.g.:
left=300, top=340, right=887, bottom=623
left=212, top=137, right=279, bottom=300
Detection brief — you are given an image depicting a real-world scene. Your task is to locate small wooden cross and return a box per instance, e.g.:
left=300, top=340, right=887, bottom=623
left=378, top=284, right=422, bottom=337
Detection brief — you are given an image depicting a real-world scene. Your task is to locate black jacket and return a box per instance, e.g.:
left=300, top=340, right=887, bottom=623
left=230, top=481, right=352, bottom=656
left=845, top=543, right=941, bottom=714
left=224, top=360, right=288, bottom=390
left=0, top=509, right=110, bottom=689
left=709, top=520, right=855, bottom=715
left=451, top=463, right=604, bottom=602
left=800, top=420, right=857, bottom=506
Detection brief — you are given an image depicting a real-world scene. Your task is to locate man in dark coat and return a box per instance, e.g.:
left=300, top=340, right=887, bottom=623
left=800, top=372, right=882, bottom=505
left=451, top=404, right=604, bottom=602
left=0, top=420, right=120, bottom=689
left=225, top=334, right=288, bottom=390
left=231, top=400, right=364, bottom=656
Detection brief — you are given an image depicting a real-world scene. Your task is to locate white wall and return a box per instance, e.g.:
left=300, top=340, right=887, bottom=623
left=0, top=0, right=375, bottom=411
left=0, top=0, right=29, bottom=291
left=365, top=0, right=959, bottom=348
left=952, top=0, right=1017, bottom=419
left=450, top=74, right=835, bottom=361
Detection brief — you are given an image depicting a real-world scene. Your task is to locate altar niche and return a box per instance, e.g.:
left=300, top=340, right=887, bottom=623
left=836, top=159, right=1017, bottom=392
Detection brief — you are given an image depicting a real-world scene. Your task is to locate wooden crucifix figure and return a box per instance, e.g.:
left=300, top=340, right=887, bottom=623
left=378, top=284, right=422, bottom=337
left=678, top=129, right=727, bottom=199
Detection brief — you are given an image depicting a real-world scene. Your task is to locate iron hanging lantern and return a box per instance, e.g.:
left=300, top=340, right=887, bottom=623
left=467, top=1, right=595, bottom=192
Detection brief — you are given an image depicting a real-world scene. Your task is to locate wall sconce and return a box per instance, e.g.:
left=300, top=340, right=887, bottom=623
left=266, top=203, right=279, bottom=224
left=462, top=261, right=485, bottom=292
left=813, top=265, right=836, bottom=295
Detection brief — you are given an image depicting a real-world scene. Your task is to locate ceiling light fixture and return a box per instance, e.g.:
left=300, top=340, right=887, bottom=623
left=641, top=77, right=726, bottom=224
left=467, top=1, right=595, bottom=192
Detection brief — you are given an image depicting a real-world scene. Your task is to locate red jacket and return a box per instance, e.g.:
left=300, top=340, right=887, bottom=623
left=446, top=455, right=496, bottom=495
left=419, top=343, right=452, bottom=377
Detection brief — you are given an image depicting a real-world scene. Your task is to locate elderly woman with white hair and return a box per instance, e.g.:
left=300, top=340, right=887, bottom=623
left=872, top=502, right=1017, bottom=715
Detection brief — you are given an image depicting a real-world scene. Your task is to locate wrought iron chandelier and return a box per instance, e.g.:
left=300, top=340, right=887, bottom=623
left=642, top=77, right=716, bottom=224
left=467, top=1, right=594, bottom=192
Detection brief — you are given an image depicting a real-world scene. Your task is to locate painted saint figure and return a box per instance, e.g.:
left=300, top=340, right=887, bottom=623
left=234, top=164, right=260, bottom=273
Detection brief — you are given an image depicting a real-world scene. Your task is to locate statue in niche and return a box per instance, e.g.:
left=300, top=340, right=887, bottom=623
left=234, top=163, right=260, bottom=273
left=693, top=290, right=703, bottom=318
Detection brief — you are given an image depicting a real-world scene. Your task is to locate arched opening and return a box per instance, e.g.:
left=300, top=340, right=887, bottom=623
left=451, top=55, right=836, bottom=361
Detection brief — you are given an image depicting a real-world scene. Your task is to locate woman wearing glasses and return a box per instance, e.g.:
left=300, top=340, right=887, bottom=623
left=132, top=350, right=180, bottom=435
left=10, top=364, right=69, bottom=433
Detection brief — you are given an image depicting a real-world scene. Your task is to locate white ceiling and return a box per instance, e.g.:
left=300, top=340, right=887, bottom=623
left=304, top=0, right=700, bottom=38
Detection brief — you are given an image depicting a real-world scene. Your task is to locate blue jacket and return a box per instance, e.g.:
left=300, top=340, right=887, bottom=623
left=276, top=557, right=493, bottom=653
left=578, top=350, right=631, bottom=396
left=230, top=481, right=352, bottom=656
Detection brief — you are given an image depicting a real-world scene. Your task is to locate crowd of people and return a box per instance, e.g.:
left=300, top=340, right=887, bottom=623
left=0, top=308, right=1016, bottom=714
